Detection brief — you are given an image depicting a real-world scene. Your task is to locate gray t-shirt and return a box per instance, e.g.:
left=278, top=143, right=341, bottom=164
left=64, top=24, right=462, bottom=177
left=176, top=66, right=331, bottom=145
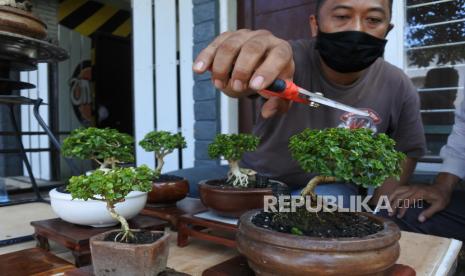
left=241, top=39, right=426, bottom=186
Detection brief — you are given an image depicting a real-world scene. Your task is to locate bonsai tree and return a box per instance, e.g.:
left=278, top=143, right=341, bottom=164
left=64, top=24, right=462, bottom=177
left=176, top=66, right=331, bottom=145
left=208, top=133, right=260, bottom=187
left=139, top=131, right=186, bottom=175
left=67, top=166, right=156, bottom=242
left=61, top=127, right=134, bottom=170
left=289, top=128, right=405, bottom=198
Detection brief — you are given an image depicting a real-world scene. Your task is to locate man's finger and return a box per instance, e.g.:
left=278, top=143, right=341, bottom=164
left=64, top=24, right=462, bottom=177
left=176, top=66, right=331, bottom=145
left=211, top=31, right=258, bottom=87
left=193, top=31, right=236, bottom=74
left=260, top=97, right=291, bottom=118
left=249, top=39, right=293, bottom=90
left=418, top=200, right=444, bottom=223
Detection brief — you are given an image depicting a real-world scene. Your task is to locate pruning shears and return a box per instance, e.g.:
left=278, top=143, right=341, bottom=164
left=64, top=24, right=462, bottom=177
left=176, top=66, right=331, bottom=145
left=261, top=79, right=370, bottom=117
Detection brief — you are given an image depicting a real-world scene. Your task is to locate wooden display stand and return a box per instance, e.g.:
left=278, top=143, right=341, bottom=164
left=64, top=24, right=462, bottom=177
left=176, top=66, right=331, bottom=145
left=177, top=213, right=238, bottom=248
left=30, top=215, right=168, bottom=267
left=142, top=198, right=207, bottom=228
left=0, top=247, right=75, bottom=276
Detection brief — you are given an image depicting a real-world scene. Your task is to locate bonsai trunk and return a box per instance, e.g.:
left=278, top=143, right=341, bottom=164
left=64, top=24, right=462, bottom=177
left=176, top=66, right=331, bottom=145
left=155, top=155, right=165, bottom=175
left=301, top=176, right=337, bottom=197
left=106, top=202, right=133, bottom=242
left=227, top=160, right=249, bottom=187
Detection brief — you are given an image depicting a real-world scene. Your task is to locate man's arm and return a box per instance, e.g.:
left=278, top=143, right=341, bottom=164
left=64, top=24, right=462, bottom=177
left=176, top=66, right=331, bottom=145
left=386, top=98, right=465, bottom=222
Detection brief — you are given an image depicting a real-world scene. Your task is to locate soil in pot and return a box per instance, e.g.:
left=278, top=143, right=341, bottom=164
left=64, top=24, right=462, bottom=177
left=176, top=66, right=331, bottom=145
left=153, top=174, right=183, bottom=182
left=103, top=230, right=163, bottom=244
left=253, top=207, right=383, bottom=238
left=207, top=174, right=274, bottom=190
left=56, top=185, right=69, bottom=193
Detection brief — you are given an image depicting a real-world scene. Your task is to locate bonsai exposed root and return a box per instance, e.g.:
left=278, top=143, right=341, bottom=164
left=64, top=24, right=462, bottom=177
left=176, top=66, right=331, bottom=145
left=227, top=160, right=256, bottom=188
left=114, top=229, right=135, bottom=243
left=300, top=176, right=337, bottom=198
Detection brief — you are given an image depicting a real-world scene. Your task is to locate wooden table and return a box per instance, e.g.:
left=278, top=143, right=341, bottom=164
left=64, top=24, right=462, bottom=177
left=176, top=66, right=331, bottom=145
left=177, top=214, right=238, bottom=248
left=30, top=215, right=169, bottom=267
left=142, top=198, right=207, bottom=228
left=0, top=247, right=75, bottom=276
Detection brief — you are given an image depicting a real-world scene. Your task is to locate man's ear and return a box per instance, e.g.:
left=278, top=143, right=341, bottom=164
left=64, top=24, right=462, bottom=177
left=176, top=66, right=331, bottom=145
left=386, top=24, right=394, bottom=37
left=310, top=15, right=318, bottom=37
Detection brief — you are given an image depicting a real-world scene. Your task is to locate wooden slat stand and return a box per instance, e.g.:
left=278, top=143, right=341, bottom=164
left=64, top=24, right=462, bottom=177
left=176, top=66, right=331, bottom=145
left=177, top=214, right=238, bottom=248
left=142, top=198, right=207, bottom=228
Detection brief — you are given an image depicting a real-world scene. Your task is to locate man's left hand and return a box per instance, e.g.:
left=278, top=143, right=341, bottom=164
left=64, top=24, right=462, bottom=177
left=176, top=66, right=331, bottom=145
left=388, top=184, right=452, bottom=223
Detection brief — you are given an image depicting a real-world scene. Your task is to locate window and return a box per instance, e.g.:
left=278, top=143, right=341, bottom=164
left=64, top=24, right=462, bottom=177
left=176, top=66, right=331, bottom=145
left=404, top=0, right=465, bottom=161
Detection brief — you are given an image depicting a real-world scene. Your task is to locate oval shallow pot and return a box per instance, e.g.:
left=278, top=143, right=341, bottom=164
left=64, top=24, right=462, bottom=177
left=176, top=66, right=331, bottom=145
left=199, top=179, right=283, bottom=218
left=90, top=230, right=170, bottom=276
left=237, top=210, right=401, bottom=276
left=0, top=6, right=47, bottom=39
left=147, top=175, right=189, bottom=205
left=49, top=188, right=147, bottom=227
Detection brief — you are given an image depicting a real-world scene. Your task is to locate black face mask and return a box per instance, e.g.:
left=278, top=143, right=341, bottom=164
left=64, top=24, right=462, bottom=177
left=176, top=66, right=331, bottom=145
left=315, top=30, right=388, bottom=73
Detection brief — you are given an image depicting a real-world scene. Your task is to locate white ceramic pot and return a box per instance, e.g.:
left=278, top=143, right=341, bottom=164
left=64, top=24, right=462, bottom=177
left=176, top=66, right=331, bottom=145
left=49, top=188, right=148, bottom=227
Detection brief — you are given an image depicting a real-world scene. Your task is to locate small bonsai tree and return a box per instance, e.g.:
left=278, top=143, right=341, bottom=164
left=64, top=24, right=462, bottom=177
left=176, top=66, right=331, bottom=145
left=67, top=166, right=156, bottom=242
left=139, top=131, right=186, bottom=175
left=61, top=127, right=134, bottom=170
left=289, top=128, right=405, bottom=198
left=208, top=133, right=260, bottom=187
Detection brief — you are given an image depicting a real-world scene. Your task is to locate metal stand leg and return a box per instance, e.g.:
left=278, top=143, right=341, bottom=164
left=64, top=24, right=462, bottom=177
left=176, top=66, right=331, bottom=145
left=32, top=99, right=79, bottom=175
left=8, top=104, right=43, bottom=202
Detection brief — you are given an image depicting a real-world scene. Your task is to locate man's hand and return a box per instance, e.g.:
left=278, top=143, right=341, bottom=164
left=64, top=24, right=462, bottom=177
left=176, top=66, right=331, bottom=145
left=193, top=29, right=295, bottom=118
left=388, top=173, right=458, bottom=223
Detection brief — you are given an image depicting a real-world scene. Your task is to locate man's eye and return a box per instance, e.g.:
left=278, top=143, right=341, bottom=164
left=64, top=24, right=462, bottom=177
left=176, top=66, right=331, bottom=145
left=334, top=15, right=350, bottom=20
left=367, top=17, right=382, bottom=24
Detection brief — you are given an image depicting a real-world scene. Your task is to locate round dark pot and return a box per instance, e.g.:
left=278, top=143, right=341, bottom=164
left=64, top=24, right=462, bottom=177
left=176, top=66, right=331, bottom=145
left=147, top=175, right=189, bottom=205
left=237, top=210, right=401, bottom=276
left=0, top=6, right=47, bottom=39
left=199, top=179, right=284, bottom=218
left=90, top=230, right=170, bottom=276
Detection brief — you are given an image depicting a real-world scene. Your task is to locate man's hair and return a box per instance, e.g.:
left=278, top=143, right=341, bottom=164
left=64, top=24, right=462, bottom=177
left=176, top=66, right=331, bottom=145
left=316, top=0, right=393, bottom=19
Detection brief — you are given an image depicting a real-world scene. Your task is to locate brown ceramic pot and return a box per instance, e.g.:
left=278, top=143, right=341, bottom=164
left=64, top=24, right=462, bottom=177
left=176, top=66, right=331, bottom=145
left=0, top=6, right=47, bottom=39
left=237, top=210, right=401, bottom=276
left=147, top=175, right=189, bottom=205
left=90, top=230, right=170, bottom=276
left=199, top=179, right=284, bottom=218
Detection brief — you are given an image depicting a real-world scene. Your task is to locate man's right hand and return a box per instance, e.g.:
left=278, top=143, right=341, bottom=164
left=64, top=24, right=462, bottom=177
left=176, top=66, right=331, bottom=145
left=192, top=29, right=295, bottom=118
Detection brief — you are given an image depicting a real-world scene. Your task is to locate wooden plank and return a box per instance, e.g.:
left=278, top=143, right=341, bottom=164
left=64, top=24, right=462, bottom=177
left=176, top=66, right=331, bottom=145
left=179, top=0, right=195, bottom=169
left=398, top=231, right=462, bottom=275
left=154, top=0, right=179, bottom=171
left=132, top=0, right=155, bottom=169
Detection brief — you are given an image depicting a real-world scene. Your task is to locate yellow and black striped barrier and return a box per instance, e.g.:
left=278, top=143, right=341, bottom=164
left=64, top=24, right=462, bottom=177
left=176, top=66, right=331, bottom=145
left=58, top=0, right=131, bottom=38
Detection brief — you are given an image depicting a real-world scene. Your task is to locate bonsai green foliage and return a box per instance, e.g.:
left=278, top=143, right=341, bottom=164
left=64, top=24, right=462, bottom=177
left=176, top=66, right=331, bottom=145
left=67, top=165, right=156, bottom=242
left=139, top=131, right=186, bottom=175
left=289, top=128, right=405, bottom=196
left=208, top=134, right=260, bottom=187
left=61, top=127, right=134, bottom=170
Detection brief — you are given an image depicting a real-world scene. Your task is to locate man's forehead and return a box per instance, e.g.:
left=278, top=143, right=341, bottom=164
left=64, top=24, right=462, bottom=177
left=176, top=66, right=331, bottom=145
left=321, top=0, right=389, bottom=12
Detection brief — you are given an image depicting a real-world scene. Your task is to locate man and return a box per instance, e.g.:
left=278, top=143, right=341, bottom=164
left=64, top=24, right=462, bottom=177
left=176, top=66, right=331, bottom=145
left=192, top=0, right=426, bottom=200
left=385, top=97, right=465, bottom=241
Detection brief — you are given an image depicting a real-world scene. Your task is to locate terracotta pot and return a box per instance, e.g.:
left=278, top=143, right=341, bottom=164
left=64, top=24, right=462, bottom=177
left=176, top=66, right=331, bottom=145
left=199, top=179, right=284, bottom=218
left=147, top=175, right=189, bottom=205
left=0, top=6, right=47, bottom=39
left=237, top=210, right=401, bottom=276
left=90, top=230, right=170, bottom=276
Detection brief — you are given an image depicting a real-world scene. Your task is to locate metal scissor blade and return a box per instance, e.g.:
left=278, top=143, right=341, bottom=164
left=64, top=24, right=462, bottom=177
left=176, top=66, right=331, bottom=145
left=297, top=88, right=370, bottom=117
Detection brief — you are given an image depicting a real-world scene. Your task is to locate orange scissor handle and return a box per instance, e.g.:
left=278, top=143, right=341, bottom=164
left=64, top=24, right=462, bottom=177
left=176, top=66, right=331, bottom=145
left=259, top=79, right=310, bottom=104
